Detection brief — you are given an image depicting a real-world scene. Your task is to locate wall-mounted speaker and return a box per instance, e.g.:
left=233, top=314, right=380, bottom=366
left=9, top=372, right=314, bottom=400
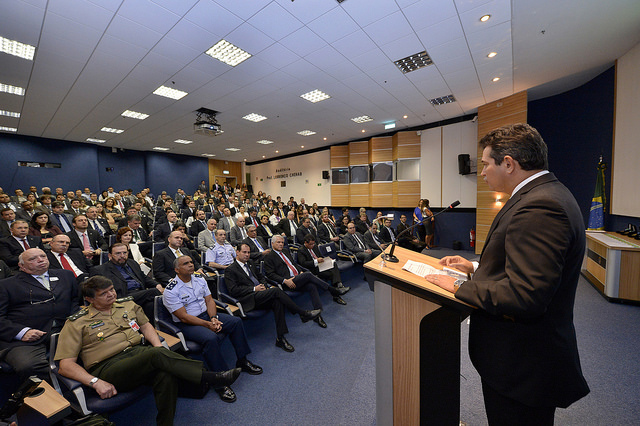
left=322, top=170, right=330, bottom=179
left=458, top=154, right=471, bottom=175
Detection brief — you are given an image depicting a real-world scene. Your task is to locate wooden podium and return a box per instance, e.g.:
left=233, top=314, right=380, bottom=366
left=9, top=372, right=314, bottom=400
left=364, top=246, right=473, bottom=426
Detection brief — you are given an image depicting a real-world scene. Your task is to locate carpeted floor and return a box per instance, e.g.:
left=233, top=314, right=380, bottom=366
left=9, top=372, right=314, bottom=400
left=109, top=251, right=640, bottom=425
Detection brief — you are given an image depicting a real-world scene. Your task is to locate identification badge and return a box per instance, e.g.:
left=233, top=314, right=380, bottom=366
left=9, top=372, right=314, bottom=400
left=129, top=320, right=140, bottom=331
left=50, top=277, right=59, bottom=281
left=90, top=321, right=105, bottom=329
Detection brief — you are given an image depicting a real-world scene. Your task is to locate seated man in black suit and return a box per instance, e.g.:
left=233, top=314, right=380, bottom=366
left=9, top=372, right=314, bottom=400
left=90, top=243, right=162, bottom=322
left=66, top=214, right=108, bottom=266
left=152, top=231, right=203, bottom=286
left=0, top=248, right=79, bottom=383
left=257, top=214, right=276, bottom=240
left=242, top=225, right=271, bottom=261
left=363, top=222, right=388, bottom=251
left=47, top=234, right=92, bottom=283
left=297, top=234, right=350, bottom=294
left=117, top=206, right=139, bottom=229
left=50, top=201, right=74, bottom=233
left=85, top=205, right=113, bottom=237
left=295, top=217, right=317, bottom=243
left=277, top=211, right=298, bottom=244
left=396, top=214, right=426, bottom=252
left=264, top=235, right=347, bottom=328
left=0, top=219, right=45, bottom=271
left=154, top=211, right=179, bottom=242
left=1, top=207, right=15, bottom=238
left=378, top=218, right=397, bottom=245
left=189, top=210, right=207, bottom=237
left=317, top=213, right=340, bottom=244
left=0, top=259, right=12, bottom=279
left=225, top=243, right=321, bottom=352
left=342, top=222, right=381, bottom=263
left=229, top=216, right=248, bottom=247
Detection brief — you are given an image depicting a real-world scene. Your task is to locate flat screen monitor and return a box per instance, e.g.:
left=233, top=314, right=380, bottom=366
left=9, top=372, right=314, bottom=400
left=350, top=165, right=369, bottom=183
left=331, top=169, right=349, bottom=184
left=371, top=162, right=393, bottom=181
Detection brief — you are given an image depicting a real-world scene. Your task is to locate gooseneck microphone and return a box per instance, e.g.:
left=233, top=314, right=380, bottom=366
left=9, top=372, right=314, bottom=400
left=383, top=200, right=460, bottom=263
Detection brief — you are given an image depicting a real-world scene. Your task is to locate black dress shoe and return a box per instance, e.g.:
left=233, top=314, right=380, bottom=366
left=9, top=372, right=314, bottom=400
left=275, top=336, right=295, bottom=352
left=314, top=315, right=327, bottom=328
left=236, top=358, right=263, bottom=375
left=215, top=386, right=237, bottom=403
left=336, top=283, right=351, bottom=293
left=300, top=309, right=322, bottom=323
left=202, top=367, right=241, bottom=388
left=333, top=296, right=347, bottom=305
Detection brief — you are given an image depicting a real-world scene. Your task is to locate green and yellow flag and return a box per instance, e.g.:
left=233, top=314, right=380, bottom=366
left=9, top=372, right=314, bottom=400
left=587, top=157, right=606, bottom=231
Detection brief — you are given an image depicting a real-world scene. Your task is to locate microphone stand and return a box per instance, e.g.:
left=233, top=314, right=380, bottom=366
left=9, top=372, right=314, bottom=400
left=383, top=201, right=460, bottom=262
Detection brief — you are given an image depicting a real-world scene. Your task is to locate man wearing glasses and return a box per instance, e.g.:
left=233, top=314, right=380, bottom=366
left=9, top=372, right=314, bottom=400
left=0, top=248, right=80, bottom=384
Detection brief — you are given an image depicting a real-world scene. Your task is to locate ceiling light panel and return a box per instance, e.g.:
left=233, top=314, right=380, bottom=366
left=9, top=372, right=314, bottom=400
left=256, top=140, right=274, bottom=144
left=121, top=110, right=149, bottom=120
left=174, top=139, right=193, bottom=144
left=0, top=126, right=17, bottom=132
left=297, top=130, right=316, bottom=136
left=205, top=40, right=252, bottom=67
left=153, top=85, right=188, bottom=100
left=153, top=147, right=169, bottom=151
left=243, top=113, right=267, bottom=122
left=0, top=36, right=36, bottom=60
left=429, top=94, right=456, bottom=105
left=201, top=153, right=216, bottom=157
left=0, top=83, right=25, bottom=96
left=351, top=115, right=373, bottom=123
left=100, top=127, right=124, bottom=133
left=0, top=110, right=20, bottom=118
left=226, top=148, right=241, bottom=151
left=300, top=89, right=331, bottom=103
left=86, top=138, right=106, bottom=143
left=394, top=51, right=433, bottom=74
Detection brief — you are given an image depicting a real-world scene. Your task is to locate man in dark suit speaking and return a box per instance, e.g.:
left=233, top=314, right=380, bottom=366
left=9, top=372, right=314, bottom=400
left=0, top=248, right=79, bottom=383
left=426, top=124, right=589, bottom=425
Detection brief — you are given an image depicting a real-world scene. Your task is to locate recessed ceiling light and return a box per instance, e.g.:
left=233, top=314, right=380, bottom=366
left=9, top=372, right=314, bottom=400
left=0, top=36, right=36, bottom=60
left=0, top=110, right=20, bottom=118
left=351, top=115, right=373, bottom=123
left=300, top=90, right=331, bottom=103
left=226, top=148, right=241, bottom=152
left=153, top=85, right=188, bottom=100
left=323, top=137, right=327, bottom=141
left=297, top=130, right=316, bottom=136
left=300, top=146, right=304, bottom=149
left=0, top=82, right=25, bottom=96
left=0, top=126, right=17, bottom=132
left=121, top=110, right=149, bottom=120
left=153, top=147, right=170, bottom=151
left=243, top=158, right=247, bottom=161
left=480, top=14, right=491, bottom=22
left=487, top=52, right=497, bottom=58
left=243, top=113, right=267, bottom=122
left=429, top=94, right=456, bottom=106
left=403, top=115, right=408, bottom=119
left=262, top=155, right=266, bottom=158
left=174, top=139, right=193, bottom=144
left=100, top=127, right=124, bottom=134
left=201, top=153, right=216, bottom=157
left=256, top=140, right=274, bottom=145
left=275, top=150, right=279, bottom=153
left=206, top=40, right=252, bottom=67
left=86, top=138, right=106, bottom=143
left=492, top=77, right=500, bottom=82
left=394, top=51, right=433, bottom=74
left=361, top=129, right=366, bottom=133
left=385, top=123, right=396, bottom=130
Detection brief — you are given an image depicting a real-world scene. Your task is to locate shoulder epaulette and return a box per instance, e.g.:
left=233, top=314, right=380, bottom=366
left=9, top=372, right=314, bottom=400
left=194, top=272, right=204, bottom=278
left=115, top=296, right=134, bottom=303
left=68, top=307, right=89, bottom=321
left=166, top=279, right=178, bottom=290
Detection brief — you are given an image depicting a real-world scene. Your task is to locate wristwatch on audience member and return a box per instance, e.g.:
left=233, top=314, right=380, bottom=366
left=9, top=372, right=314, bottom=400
left=453, top=279, right=465, bottom=293
left=211, top=314, right=218, bottom=320
left=89, top=377, right=99, bottom=387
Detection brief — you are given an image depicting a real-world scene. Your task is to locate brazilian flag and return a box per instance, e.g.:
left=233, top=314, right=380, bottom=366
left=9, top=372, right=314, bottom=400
left=587, top=159, right=606, bottom=230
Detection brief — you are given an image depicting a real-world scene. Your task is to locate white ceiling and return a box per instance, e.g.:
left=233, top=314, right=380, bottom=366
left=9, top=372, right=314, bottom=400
left=1, top=0, right=639, bottom=163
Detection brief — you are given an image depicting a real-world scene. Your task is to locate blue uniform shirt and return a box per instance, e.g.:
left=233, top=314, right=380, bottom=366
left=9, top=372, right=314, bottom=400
left=204, top=242, right=236, bottom=266
left=162, top=273, right=211, bottom=322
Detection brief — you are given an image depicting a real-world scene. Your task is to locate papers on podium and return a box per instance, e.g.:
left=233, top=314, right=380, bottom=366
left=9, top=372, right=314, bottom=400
left=402, top=259, right=468, bottom=280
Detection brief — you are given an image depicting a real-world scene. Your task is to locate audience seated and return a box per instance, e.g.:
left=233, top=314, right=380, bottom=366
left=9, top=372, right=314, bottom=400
left=85, top=205, right=114, bottom=237
left=396, top=214, right=427, bottom=252
left=0, top=219, right=45, bottom=270
left=229, top=216, right=248, bottom=247
left=364, top=222, right=388, bottom=251
left=295, top=217, right=317, bottom=243
left=297, top=234, right=350, bottom=294
left=197, top=218, right=218, bottom=253
left=46, top=234, right=92, bottom=283
left=318, top=213, right=340, bottom=244
left=50, top=201, right=74, bottom=233
left=154, top=211, right=179, bottom=242
left=342, top=222, right=381, bottom=263
left=189, top=210, right=208, bottom=237
left=277, top=211, right=299, bottom=244
left=29, top=211, right=63, bottom=246
left=204, top=229, right=236, bottom=270
left=152, top=231, right=203, bottom=286
left=66, top=214, right=108, bottom=266
left=242, top=225, right=271, bottom=261
left=1, top=208, right=15, bottom=239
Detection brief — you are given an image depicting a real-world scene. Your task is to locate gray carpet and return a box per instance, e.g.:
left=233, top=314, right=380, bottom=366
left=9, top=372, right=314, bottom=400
left=108, top=253, right=640, bottom=425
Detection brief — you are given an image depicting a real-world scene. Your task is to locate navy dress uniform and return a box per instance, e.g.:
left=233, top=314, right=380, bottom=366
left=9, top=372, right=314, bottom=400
left=162, top=273, right=252, bottom=372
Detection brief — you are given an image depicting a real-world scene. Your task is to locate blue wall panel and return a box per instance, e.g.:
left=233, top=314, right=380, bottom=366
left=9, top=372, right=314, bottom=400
left=144, top=151, right=209, bottom=196
left=96, top=147, right=146, bottom=193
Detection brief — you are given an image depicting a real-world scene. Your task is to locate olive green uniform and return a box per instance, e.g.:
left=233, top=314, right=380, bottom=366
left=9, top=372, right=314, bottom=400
left=55, top=299, right=205, bottom=426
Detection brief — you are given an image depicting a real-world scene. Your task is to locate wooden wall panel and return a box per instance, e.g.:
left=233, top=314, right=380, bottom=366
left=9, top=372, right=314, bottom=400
left=475, top=91, right=527, bottom=254
left=330, top=145, right=349, bottom=168
left=350, top=183, right=370, bottom=206
left=331, top=184, right=349, bottom=206
left=393, top=181, right=421, bottom=208
left=349, top=141, right=369, bottom=165
left=208, top=159, right=243, bottom=189
left=370, top=136, right=393, bottom=163
left=370, top=182, right=393, bottom=208
left=393, top=131, right=421, bottom=159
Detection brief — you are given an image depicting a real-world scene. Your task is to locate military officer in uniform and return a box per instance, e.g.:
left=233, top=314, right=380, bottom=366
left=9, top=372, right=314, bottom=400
left=55, top=275, right=241, bottom=426
left=163, top=255, right=262, bottom=403
left=203, top=229, right=235, bottom=270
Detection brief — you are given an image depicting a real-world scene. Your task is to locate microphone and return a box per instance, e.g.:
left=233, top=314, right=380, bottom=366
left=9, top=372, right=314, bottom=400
left=383, top=200, right=460, bottom=263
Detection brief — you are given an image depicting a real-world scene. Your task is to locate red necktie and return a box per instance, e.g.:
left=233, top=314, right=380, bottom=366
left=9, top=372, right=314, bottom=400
left=59, top=253, right=77, bottom=277
left=21, top=239, right=30, bottom=250
left=82, top=233, right=93, bottom=258
left=310, top=248, right=317, bottom=259
left=279, top=252, right=298, bottom=276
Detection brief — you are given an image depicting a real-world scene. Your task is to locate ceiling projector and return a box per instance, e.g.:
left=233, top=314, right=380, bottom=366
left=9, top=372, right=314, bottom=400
left=194, top=107, right=223, bottom=136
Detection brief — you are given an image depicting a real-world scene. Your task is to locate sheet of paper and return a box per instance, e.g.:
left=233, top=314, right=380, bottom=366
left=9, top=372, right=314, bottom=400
left=401, top=259, right=448, bottom=278
left=318, top=257, right=335, bottom=272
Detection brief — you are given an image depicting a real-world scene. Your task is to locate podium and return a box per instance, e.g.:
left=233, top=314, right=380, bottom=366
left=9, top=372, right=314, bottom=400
left=364, top=247, right=473, bottom=426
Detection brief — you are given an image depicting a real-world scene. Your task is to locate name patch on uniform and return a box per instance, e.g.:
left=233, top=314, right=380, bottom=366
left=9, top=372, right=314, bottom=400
left=50, top=277, right=59, bottom=281
left=89, top=321, right=105, bottom=329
